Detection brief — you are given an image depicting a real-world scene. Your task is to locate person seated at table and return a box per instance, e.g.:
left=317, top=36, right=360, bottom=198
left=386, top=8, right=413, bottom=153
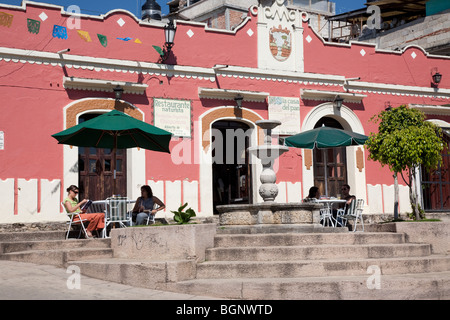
left=339, top=184, right=356, bottom=210
left=132, top=185, right=165, bottom=225
left=63, top=185, right=105, bottom=238
left=303, top=186, right=320, bottom=203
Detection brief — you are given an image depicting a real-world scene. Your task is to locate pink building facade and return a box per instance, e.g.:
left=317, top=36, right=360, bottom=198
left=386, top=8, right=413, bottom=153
left=0, top=0, right=449, bottom=224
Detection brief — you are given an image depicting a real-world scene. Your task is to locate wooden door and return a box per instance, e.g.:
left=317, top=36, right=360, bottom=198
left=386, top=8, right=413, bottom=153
left=421, top=133, right=450, bottom=211
left=77, top=114, right=127, bottom=200
left=313, top=117, right=347, bottom=197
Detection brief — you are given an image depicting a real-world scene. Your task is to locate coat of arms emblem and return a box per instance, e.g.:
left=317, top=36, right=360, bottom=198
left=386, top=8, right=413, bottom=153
left=269, top=25, right=291, bottom=61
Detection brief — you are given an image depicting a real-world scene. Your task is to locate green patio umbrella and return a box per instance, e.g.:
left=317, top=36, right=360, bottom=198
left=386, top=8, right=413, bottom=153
left=52, top=109, right=173, bottom=194
left=284, top=126, right=368, bottom=196
left=284, top=126, right=368, bottom=149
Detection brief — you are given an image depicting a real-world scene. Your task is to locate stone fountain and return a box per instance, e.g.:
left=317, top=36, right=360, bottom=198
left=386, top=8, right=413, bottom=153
left=217, top=120, right=326, bottom=231
left=248, top=120, right=289, bottom=202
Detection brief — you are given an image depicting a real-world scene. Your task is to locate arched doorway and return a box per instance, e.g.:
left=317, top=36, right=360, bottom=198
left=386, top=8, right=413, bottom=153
left=77, top=113, right=127, bottom=200
left=301, top=102, right=367, bottom=203
left=212, top=120, right=252, bottom=213
left=313, top=117, right=347, bottom=197
left=62, top=98, right=145, bottom=202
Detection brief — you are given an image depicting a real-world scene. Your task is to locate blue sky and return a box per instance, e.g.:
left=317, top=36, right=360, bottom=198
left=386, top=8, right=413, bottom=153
left=0, top=0, right=367, bottom=17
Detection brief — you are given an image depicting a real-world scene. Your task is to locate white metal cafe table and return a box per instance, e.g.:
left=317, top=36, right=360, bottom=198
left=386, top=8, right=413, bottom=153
left=316, top=198, right=346, bottom=227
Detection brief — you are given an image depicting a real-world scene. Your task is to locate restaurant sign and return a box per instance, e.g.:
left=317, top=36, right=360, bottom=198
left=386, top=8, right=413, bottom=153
left=153, top=98, right=192, bottom=137
left=268, top=96, right=300, bottom=135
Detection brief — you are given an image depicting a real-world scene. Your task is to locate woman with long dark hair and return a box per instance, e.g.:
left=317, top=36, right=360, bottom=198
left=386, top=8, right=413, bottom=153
left=132, top=185, right=165, bottom=225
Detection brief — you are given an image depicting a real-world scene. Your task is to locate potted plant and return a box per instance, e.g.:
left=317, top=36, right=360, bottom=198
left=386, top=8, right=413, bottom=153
left=171, top=202, right=196, bottom=224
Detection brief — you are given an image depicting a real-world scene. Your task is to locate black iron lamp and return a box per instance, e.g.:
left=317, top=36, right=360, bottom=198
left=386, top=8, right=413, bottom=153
left=234, top=94, right=244, bottom=108
left=384, top=101, right=392, bottom=111
left=164, top=19, right=176, bottom=53
left=113, top=85, right=124, bottom=100
left=153, top=19, right=177, bottom=62
left=334, top=95, right=344, bottom=110
left=432, top=71, right=442, bottom=85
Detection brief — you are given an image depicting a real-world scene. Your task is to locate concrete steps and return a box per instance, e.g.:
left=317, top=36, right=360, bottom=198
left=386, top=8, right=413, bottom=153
left=205, top=243, right=432, bottom=261
left=171, top=272, right=450, bottom=300
left=1, top=228, right=448, bottom=299
left=196, top=255, right=449, bottom=279
left=0, top=231, right=112, bottom=267
left=175, top=230, right=450, bottom=299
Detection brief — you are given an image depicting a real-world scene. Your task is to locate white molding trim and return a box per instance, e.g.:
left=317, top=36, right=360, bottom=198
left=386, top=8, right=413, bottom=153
left=301, top=89, right=367, bottom=102
left=198, top=87, right=269, bottom=102
left=410, top=104, right=450, bottom=116
left=63, top=77, right=148, bottom=95
left=1, top=46, right=449, bottom=99
left=347, top=80, right=450, bottom=99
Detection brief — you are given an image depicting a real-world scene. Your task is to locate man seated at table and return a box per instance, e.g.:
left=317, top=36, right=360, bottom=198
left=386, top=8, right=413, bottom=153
left=339, top=184, right=356, bottom=209
left=335, top=184, right=356, bottom=228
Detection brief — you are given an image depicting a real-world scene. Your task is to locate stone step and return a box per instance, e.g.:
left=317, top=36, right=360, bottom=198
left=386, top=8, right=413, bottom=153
left=0, top=231, right=66, bottom=242
left=0, top=238, right=111, bottom=254
left=196, top=255, right=450, bottom=279
left=213, top=232, right=405, bottom=248
left=171, top=271, right=450, bottom=300
left=205, top=243, right=431, bottom=261
left=71, top=258, right=197, bottom=289
left=217, top=224, right=349, bottom=234
left=0, top=247, right=113, bottom=267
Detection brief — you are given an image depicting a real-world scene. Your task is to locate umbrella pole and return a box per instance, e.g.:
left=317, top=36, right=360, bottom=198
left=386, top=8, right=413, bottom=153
left=113, top=133, right=117, bottom=196
left=324, top=149, right=329, bottom=197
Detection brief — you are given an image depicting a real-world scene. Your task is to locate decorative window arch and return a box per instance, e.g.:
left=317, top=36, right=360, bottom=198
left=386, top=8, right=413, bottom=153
left=64, top=98, right=143, bottom=129
left=199, top=106, right=265, bottom=152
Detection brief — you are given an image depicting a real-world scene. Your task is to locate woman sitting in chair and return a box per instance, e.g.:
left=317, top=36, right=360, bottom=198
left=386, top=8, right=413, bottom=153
left=63, top=185, right=105, bottom=238
left=132, top=185, right=165, bottom=225
left=303, top=186, right=320, bottom=203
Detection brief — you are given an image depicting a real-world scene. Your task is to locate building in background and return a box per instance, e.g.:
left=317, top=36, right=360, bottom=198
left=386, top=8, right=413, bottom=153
left=0, top=0, right=449, bottom=224
left=327, top=0, right=450, bottom=56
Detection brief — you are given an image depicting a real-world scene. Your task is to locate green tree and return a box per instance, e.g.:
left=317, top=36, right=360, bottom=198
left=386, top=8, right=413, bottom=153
left=365, top=105, right=443, bottom=220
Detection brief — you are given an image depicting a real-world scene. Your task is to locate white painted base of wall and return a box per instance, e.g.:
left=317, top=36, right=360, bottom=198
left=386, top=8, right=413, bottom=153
left=0, top=177, right=413, bottom=224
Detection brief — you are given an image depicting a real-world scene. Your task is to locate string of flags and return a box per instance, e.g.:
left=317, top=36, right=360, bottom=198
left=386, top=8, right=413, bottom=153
left=0, top=11, right=144, bottom=48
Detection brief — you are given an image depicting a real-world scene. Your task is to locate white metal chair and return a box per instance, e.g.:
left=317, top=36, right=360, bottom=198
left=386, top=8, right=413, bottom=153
left=61, top=202, right=89, bottom=239
left=320, top=207, right=335, bottom=227
left=144, top=203, right=160, bottom=225
left=341, top=199, right=365, bottom=232
left=103, top=197, right=131, bottom=238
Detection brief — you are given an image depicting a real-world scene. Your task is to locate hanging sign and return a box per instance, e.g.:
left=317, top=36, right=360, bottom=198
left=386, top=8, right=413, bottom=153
left=153, top=98, right=191, bottom=137
left=268, top=96, right=300, bottom=135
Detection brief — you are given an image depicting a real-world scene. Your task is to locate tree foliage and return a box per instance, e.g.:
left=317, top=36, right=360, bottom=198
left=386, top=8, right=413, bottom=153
left=365, top=105, right=443, bottom=219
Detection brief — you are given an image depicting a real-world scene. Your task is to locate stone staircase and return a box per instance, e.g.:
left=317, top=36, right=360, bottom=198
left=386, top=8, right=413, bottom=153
left=168, top=229, right=449, bottom=299
left=0, top=228, right=448, bottom=299
left=0, top=231, right=112, bottom=267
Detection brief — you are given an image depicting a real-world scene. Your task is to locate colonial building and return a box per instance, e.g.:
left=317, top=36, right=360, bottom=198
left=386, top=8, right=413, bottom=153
left=0, top=0, right=449, bottom=224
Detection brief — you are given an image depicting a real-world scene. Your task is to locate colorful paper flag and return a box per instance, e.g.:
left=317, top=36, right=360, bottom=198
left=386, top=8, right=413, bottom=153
left=27, top=18, right=40, bottom=34
left=0, top=12, right=13, bottom=28
left=52, top=25, right=68, bottom=39
left=77, top=30, right=92, bottom=42
left=97, top=34, right=108, bottom=47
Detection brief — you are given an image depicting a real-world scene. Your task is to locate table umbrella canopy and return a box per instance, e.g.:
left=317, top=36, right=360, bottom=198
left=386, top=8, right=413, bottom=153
left=284, top=126, right=368, bottom=149
left=52, top=110, right=172, bottom=153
